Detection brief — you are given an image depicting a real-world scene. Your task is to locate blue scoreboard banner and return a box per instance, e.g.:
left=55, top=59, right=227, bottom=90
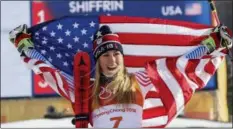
left=32, top=1, right=212, bottom=24
left=31, top=1, right=216, bottom=96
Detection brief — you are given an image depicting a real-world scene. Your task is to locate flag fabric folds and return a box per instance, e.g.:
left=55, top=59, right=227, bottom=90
left=143, top=56, right=223, bottom=127
left=20, top=15, right=227, bottom=127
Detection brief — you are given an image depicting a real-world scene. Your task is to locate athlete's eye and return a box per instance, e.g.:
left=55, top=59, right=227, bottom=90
left=114, top=51, right=121, bottom=56
left=102, top=53, right=109, bottom=57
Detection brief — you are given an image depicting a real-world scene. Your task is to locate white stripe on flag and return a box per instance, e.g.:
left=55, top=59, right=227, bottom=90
left=142, top=115, right=168, bottom=127
left=123, top=45, right=197, bottom=56
left=156, top=58, right=184, bottom=112
left=195, top=59, right=212, bottom=85
left=69, top=90, right=75, bottom=103
left=210, top=48, right=226, bottom=57
left=127, top=67, right=145, bottom=73
left=139, top=83, right=155, bottom=97
left=100, top=23, right=212, bottom=36
left=55, top=72, right=68, bottom=97
left=211, top=57, right=222, bottom=69
left=27, top=59, right=38, bottom=68
left=60, top=71, right=74, bottom=87
left=27, top=59, right=42, bottom=74
left=36, top=63, right=52, bottom=68
left=144, top=98, right=163, bottom=109
left=150, top=86, right=157, bottom=92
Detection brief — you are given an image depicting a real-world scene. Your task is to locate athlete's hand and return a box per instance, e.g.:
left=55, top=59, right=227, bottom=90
left=9, top=24, right=34, bottom=53
left=201, top=36, right=216, bottom=54
left=213, top=24, right=232, bottom=49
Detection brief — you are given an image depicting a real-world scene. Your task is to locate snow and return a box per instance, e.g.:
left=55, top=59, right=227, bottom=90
left=1, top=117, right=232, bottom=128
left=167, top=117, right=232, bottom=127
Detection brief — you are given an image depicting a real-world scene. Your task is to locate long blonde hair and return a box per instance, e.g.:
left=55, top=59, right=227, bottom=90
left=92, top=60, right=136, bottom=108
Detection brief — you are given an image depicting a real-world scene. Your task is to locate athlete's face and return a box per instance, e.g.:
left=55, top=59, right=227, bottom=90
left=99, top=50, right=124, bottom=77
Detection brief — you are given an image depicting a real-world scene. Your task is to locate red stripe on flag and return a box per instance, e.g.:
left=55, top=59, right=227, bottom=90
left=118, top=33, right=207, bottom=46
left=204, top=60, right=216, bottom=75
left=124, top=56, right=164, bottom=67
left=99, top=15, right=211, bottom=29
left=23, top=57, right=30, bottom=63
left=210, top=33, right=221, bottom=48
left=185, top=60, right=205, bottom=89
left=145, top=61, right=176, bottom=121
left=35, top=60, right=45, bottom=65
left=166, top=58, right=194, bottom=106
left=145, top=91, right=160, bottom=99
left=39, top=67, right=55, bottom=73
left=220, top=49, right=228, bottom=54
left=143, top=106, right=167, bottom=119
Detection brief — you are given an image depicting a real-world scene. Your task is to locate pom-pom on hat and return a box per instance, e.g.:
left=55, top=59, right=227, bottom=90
left=93, top=25, right=123, bottom=61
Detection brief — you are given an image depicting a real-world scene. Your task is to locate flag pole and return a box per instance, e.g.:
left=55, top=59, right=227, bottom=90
left=208, top=0, right=220, bottom=25
left=208, top=0, right=233, bottom=60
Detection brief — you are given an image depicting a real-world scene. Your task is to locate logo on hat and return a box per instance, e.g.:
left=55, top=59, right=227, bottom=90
left=96, top=38, right=102, bottom=45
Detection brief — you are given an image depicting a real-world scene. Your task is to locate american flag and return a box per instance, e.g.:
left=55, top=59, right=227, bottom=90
left=26, top=16, right=99, bottom=102
left=28, top=16, right=98, bottom=77
left=185, top=3, right=202, bottom=16
left=21, top=15, right=228, bottom=127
